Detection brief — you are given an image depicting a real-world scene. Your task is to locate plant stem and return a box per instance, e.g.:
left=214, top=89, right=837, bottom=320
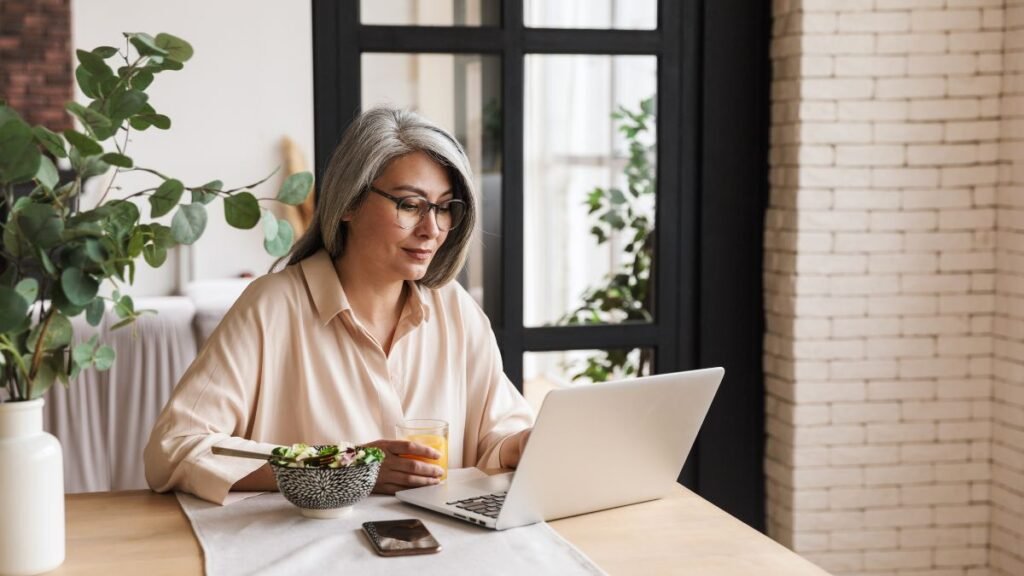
left=25, top=306, right=55, bottom=400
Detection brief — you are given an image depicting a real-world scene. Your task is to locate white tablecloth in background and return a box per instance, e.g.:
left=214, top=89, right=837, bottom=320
left=43, top=297, right=198, bottom=493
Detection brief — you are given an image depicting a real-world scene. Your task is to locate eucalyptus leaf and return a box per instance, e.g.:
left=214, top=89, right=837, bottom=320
left=0, top=114, right=42, bottom=184
left=33, top=126, right=67, bottom=158
left=171, top=203, right=207, bottom=244
left=14, top=278, right=38, bottom=303
left=27, top=312, right=72, bottom=351
left=134, top=113, right=170, bottom=130
left=29, top=354, right=60, bottom=400
left=76, top=49, right=113, bottom=78
left=128, top=33, right=168, bottom=57
left=94, top=345, right=115, bottom=370
left=17, top=203, right=64, bottom=248
left=260, top=208, right=279, bottom=240
left=224, top=192, right=260, bottom=229
left=84, top=238, right=107, bottom=262
left=149, top=178, right=184, bottom=218
left=64, top=129, right=103, bottom=156
left=86, top=298, right=105, bottom=327
left=61, top=267, right=100, bottom=306
left=65, top=102, right=112, bottom=140
left=143, top=244, right=167, bottom=267
left=107, top=90, right=148, bottom=125
left=92, top=46, right=119, bottom=58
left=101, top=152, right=133, bottom=168
left=155, top=33, right=193, bottom=62
left=131, top=70, right=154, bottom=91
left=75, top=66, right=100, bottom=99
left=35, top=155, right=59, bottom=190
left=0, top=286, right=29, bottom=332
left=104, top=200, right=140, bottom=238
left=277, top=172, right=313, bottom=205
left=263, top=217, right=293, bottom=257
left=114, top=294, right=134, bottom=319
left=72, top=341, right=94, bottom=367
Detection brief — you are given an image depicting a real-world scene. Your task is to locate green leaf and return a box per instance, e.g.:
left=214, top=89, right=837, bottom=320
left=74, top=66, right=99, bottom=99
left=76, top=49, right=113, bottom=78
left=94, top=345, right=115, bottom=370
left=35, top=155, right=59, bottom=190
left=107, top=90, right=148, bottom=125
left=104, top=200, right=140, bottom=238
left=61, top=267, right=100, bottom=306
left=33, top=126, right=67, bottom=158
left=92, top=46, right=119, bottom=58
left=263, top=216, right=294, bottom=257
left=277, top=172, right=313, bottom=205
left=0, top=286, right=29, bottom=332
left=65, top=102, right=112, bottom=140
left=86, top=298, right=105, bottom=327
left=64, top=129, right=103, bottom=156
left=155, top=33, right=193, bottom=62
left=27, top=312, right=72, bottom=351
left=15, top=278, right=38, bottom=303
left=29, top=353, right=61, bottom=399
left=101, top=152, right=133, bottom=168
left=131, top=70, right=154, bottom=91
left=143, top=244, right=167, bottom=267
left=128, top=33, right=168, bottom=57
left=261, top=208, right=279, bottom=240
left=84, top=238, right=107, bottom=262
left=75, top=152, right=110, bottom=179
left=114, top=294, right=134, bottom=319
left=0, top=113, right=42, bottom=184
left=135, top=113, right=170, bottom=130
left=151, top=224, right=174, bottom=249
left=17, top=203, right=64, bottom=248
left=149, top=178, right=184, bottom=218
left=171, top=203, right=207, bottom=245
left=127, top=228, right=145, bottom=257
left=224, top=192, right=260, bottom=229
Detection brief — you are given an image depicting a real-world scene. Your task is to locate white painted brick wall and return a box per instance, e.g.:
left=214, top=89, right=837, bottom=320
left=766, top=1, right=1018, bottom=575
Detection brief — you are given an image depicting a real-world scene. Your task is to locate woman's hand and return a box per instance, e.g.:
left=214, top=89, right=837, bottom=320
left=499, top=428, right=532, bottom=469
left=365, top=439, right=444, bottom=494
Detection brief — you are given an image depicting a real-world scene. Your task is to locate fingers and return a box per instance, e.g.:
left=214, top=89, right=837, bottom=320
left=366, top=439, right=440, bottom=460
left=389, top=455, right=444, bottom=478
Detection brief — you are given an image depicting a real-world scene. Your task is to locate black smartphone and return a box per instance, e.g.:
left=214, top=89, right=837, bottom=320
left=362, top=519, right=442, bottom=557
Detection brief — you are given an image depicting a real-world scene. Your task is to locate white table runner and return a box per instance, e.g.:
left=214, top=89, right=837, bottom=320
left=176, top=472, right=605, bottom=576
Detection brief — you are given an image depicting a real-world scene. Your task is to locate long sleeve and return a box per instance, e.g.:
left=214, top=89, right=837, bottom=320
left=143, top=283, right=278, bottom=505
left=459, top=289, right=535, bottom=469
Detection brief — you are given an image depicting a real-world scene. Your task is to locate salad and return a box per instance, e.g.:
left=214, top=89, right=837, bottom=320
left=270, top=443, right=385, bottom=469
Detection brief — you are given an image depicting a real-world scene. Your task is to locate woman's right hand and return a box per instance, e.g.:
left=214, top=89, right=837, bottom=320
left=365, top=439, right=444, bottom=494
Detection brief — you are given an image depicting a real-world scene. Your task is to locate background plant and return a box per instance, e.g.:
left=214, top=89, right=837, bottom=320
left=557, top=97, right=656, bottom=383
left=0, top=32, right=311, bottom=402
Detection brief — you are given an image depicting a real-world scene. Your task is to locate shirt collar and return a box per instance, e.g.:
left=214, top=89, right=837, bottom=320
left=300, top=249, right=431, bottom=327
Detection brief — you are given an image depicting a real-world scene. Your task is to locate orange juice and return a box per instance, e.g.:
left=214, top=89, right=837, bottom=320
left=402, top=433, right=448, bottom=481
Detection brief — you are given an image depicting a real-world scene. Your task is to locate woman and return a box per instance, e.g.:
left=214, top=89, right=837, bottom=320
left=144, top=107, right=534, bottom=504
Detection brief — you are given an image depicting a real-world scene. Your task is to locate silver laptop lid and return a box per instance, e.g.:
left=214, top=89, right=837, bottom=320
left=496, top=367, right=723, bottom=529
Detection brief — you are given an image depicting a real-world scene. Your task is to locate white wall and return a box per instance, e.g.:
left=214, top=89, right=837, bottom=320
left=71, top=0, right=314, bottom=296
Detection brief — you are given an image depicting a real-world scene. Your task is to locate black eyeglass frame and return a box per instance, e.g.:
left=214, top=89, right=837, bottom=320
left=369, top=185, right=468, bottom=231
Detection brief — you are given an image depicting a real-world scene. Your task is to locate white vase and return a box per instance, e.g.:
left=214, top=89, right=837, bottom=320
left=0, top=399, right=65, bottom=576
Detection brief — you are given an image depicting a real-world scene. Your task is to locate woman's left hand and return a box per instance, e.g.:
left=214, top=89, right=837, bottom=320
left=499, top=428, right=532, bottom=469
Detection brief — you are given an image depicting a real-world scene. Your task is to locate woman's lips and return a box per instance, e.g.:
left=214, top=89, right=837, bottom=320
left=403, top=248, right=432, bottom=262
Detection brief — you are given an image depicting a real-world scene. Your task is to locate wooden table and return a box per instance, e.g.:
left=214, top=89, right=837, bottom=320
left=52, top=486, right=828, bottom=575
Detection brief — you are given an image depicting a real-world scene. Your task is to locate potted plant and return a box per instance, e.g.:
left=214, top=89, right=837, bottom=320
left=0, top=32, right=311, bottom=575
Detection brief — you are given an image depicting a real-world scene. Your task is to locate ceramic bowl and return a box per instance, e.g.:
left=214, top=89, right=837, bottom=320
left=271, top=458, right=381, bottom=519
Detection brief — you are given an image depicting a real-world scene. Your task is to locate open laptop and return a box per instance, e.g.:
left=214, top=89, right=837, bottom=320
left=395, top=367, right=723, bottom=530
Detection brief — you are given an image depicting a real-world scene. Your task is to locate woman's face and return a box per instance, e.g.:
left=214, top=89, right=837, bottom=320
left=342, top=151, right=454, bottom=284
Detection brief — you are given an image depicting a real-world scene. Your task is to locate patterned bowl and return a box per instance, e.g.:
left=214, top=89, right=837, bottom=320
left=271, top=459, right=381, bottom=519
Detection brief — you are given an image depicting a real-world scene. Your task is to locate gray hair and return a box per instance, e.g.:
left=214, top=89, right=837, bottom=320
left=283, top=106, right=477, bottom=288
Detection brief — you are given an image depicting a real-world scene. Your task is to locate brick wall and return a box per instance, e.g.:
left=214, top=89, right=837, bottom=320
left=0, top=0, right=72, bottom=130
left=993, top=2, right=1024, bottom=574
left=767, top=1, right=1006, bottom=574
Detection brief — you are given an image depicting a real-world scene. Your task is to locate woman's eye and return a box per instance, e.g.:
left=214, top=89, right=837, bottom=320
left=400, top=202, right=422, bottom=213
left=437, top=205, right=452, bottom=214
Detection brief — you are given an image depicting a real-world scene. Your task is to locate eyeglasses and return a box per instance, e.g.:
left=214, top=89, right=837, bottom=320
left=369, top=186, right=467, bottom=231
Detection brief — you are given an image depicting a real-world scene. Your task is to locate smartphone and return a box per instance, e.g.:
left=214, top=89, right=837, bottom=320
left=362, top=519, right=442, bottom=557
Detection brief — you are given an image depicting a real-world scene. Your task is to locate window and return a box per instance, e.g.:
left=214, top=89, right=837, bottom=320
left=312, top=0, right=770, bottom=531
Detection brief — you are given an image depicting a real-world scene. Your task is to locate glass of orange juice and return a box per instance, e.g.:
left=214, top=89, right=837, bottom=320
left=395, top=419, right=449, bottom=482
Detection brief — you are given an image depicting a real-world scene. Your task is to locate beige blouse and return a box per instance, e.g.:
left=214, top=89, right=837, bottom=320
left=143, top=249, right=534, bottom=504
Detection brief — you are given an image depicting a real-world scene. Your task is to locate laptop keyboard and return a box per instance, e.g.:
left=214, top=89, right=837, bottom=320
left=447, top=492, right=506, bottom=518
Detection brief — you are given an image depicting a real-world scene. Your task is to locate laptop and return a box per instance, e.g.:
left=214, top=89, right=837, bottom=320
left=395, top=367, right=723, bottom=530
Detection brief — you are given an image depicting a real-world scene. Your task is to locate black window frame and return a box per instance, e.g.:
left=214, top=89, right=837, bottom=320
left=311, top=0, right=769, bottom=531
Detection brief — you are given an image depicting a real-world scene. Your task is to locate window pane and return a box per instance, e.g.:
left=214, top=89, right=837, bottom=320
left=523, top=348, right=653, bottom=413
left=362, top=53, right=502, bottom=312
left=524, top=0, right=656, bottom=30
left=361, top=0, right=500, bottom=26
left=524, top=54, right=657, bottom=327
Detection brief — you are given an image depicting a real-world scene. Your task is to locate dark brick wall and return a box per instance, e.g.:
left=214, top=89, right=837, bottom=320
left=0, top=0, right=72, bottom=131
